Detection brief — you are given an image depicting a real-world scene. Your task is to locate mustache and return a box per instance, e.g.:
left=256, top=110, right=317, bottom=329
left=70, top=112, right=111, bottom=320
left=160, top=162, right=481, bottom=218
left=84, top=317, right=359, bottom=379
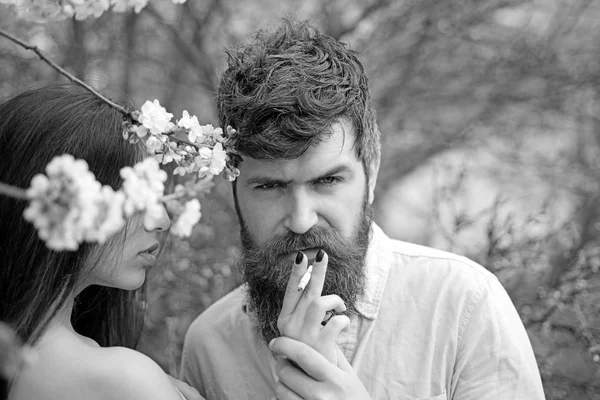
left=241, top=225, right=358, bottom=267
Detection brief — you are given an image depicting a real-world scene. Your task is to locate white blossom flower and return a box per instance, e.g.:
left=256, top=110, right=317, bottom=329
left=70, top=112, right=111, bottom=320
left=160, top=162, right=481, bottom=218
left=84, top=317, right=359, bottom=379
left=173, top=164, right=194, bottom=176
left=195, top=142, right=227, bottom=176
left=120, top=157, right=167, bottom=230
left=177, top=111, right=204, bottom=143
left=145, top=135, right=165, bottom=155
left=61, top=3, right=75, bottom=17
left=143, top=201, right=168, bottom=231
left=110, top=0, right=148, bottom=13
left=200, top=124, right=223, bottom=139
left=130, top=124, right=148, bottom=139
left=3, top=0, right=64, bottom=20
left=160, top=143, right=183, bottom=165
left=2, top=0, right=185, bottom=22
left=84, top=186, right=125, bottom=244
left=23, top=154, right=103, bottom=251
left=68, top=0, right=111, bottom=20
left=137, top=100, right=174, bottom=136
left=170, top=199, right=201, bottom=237
left=224, top=165, right=241, bottom=182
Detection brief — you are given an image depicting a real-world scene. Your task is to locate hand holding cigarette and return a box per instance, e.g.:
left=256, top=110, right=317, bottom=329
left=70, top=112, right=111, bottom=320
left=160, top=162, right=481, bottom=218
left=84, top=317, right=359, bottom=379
left=276, top=249, right=350, bottom=367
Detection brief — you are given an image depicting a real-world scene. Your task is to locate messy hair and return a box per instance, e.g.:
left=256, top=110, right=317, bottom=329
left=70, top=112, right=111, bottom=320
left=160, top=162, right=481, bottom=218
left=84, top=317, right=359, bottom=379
left=217, top=18, right=380, bottom=167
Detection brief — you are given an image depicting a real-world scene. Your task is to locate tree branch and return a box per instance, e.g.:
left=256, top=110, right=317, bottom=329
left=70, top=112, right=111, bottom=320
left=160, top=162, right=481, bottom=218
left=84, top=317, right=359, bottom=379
left=0, top=28, right=132, bottom=118
left=143, top=4, right=215, bottom=94
left=331, top=0, right=392, bottom=40
left=0, top=182, right=27, bottom=200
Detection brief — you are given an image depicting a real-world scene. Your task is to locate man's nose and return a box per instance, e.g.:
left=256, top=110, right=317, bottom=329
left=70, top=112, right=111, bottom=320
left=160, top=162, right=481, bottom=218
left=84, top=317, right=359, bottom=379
left=283, top=189, right=318, bottom=235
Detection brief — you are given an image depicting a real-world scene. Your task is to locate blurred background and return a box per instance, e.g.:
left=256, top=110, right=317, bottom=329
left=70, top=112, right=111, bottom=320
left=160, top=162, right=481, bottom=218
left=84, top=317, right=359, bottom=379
left=1, top=0, right=600, bottom=398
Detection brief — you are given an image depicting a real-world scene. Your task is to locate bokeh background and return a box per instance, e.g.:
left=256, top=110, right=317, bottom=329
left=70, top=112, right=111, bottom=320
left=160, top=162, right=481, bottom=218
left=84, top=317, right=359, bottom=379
left=2, top=0, right=600, bottom=398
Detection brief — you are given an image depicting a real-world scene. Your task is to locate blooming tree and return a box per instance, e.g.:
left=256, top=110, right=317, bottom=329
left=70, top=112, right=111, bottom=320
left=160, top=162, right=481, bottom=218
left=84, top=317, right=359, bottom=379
left=0, top=0, right=241, bottom=251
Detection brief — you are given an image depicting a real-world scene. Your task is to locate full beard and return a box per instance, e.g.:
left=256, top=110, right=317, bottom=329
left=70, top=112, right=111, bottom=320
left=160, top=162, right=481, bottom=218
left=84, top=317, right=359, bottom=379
left=237, top=201, right=373, bottom=345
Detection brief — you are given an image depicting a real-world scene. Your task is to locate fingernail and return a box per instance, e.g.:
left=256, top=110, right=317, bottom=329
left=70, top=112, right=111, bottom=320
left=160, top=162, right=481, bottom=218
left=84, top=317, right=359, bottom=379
left=295, top=251, right=304, bottom=265
left=316, top=249, right=324, bottom=262
left=269, top=338, right=276, bottom=349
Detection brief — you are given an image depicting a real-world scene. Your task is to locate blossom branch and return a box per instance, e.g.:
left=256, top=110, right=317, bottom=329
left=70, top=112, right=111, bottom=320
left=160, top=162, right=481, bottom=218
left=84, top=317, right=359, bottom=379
left=0, top=182, right=27, bottom=200
left=0, top=28, right=132, bottom=119
left=165, top=132, right=199, bottom=148
left=0, top=7, right=239, bottom=251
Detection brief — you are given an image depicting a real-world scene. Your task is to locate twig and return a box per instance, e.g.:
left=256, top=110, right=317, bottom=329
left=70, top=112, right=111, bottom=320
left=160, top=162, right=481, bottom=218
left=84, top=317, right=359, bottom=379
left=0, top=28, right=133, bottom=119
left=332, top=0, right=391, bottom=39
left=524, top=304, right=558, bottom=325
left=574, top=302, right=599, bottom=352
left=166, top=132, right=197, bottom=148
left=144, top=4, right=215, bottom=94
left=0, top=182, right=27, bottom=200
left=0, top=28, right=227, bottom=155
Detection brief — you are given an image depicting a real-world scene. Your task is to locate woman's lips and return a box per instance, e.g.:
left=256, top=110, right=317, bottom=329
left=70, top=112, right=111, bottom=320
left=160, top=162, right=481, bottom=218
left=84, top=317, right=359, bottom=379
left=140, top=242, right=159, bottom=255
left=138, top=242, right=160, bottom=265
left=138, top=252, right=157, bottom=265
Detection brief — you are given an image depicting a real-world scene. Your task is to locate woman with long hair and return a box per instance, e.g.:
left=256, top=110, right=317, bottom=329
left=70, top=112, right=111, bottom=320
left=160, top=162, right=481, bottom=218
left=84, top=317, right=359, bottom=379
left=0, top=84, right=202, bottom=400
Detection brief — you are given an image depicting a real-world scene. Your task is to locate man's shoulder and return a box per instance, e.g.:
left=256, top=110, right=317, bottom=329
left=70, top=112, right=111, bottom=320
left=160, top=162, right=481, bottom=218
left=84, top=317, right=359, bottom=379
left=385, top=235, right=497, bottom=284
left=185, top=285, right=248, bottom=341
left=373, top=232, right=505, bottom=312
left=379, top=236, right=514, bottom=337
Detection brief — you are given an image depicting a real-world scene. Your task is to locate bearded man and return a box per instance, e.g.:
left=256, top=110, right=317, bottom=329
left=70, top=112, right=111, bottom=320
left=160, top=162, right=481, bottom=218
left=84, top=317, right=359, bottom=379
left=180, top=18, right=545, bottom=400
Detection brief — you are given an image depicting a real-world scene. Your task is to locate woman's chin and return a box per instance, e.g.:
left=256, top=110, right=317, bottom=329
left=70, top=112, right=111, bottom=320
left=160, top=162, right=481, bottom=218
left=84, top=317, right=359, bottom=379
left=110, top=270, right=147, bottom=290
left=122, top=275, right=147, bottom=290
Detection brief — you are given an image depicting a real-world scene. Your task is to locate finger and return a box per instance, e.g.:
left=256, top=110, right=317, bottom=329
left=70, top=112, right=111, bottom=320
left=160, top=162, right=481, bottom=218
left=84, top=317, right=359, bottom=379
left=274, top=357, right=316, bottom=399
left=319, top=314, right=351, bottom=343
left=303, top=295, right=346, bottom=333
left=270, top=337, right=336, bottom=382
left=177, top=384, right=203, bottom=400
left=334, top=345, right=355, bottom=375
left=274, top=378, right=303, bottom=400
left=279, top=251, right=309, bottom=318
left=303, top=249, right=328, bottom=299
left=168, top=377, right=203, bottom=400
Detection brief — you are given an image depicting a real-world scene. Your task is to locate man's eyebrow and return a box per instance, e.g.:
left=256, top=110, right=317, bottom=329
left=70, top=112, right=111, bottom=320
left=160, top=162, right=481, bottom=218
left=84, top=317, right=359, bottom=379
left=245, top=176, right=291, bottom=186
left=245, top=164, right=354, bottom=186
left=311, top=164, right=353, bottom=181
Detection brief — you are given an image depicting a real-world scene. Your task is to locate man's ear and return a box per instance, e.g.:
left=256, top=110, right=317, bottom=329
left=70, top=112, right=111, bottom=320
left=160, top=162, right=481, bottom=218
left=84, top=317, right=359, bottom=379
left=366, top=152, right=380, bottom=206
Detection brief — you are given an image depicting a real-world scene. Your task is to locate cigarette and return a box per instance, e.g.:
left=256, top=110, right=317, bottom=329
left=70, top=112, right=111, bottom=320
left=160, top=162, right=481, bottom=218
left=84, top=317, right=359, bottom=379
left=297, top=265, right=313, bottom=291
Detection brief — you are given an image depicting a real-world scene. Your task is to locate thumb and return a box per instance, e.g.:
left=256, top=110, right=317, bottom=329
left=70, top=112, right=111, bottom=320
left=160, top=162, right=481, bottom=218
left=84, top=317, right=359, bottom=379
left=335, top=345, right=355, bottom=374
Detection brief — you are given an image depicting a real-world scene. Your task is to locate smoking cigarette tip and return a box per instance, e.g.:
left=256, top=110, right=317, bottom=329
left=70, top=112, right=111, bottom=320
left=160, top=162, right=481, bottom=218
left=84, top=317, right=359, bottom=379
left=297, top=265, right=313, bottom=291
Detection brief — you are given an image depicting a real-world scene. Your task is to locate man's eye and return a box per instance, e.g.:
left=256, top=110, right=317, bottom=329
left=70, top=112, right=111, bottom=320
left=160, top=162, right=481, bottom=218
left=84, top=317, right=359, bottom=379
left=255, top=182, right=281, bottom=190
left=318, top=176, right=341, bottom=185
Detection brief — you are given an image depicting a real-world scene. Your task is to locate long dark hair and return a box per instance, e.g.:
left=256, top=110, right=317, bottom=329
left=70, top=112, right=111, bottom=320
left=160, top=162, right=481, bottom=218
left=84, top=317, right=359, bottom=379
left=0, top=84, right=146, bottom=396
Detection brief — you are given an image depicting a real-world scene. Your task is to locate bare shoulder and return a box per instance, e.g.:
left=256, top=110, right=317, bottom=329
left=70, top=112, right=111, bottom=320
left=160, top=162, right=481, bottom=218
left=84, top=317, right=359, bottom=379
left=10, top=336, right=181, bottom=400
left=88, top=346, right=182, bottom=399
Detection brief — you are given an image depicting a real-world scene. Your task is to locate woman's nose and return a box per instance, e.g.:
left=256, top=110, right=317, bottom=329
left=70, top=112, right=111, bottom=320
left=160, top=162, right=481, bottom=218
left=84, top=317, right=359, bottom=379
left=144, top=203, right=171, bottom=232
